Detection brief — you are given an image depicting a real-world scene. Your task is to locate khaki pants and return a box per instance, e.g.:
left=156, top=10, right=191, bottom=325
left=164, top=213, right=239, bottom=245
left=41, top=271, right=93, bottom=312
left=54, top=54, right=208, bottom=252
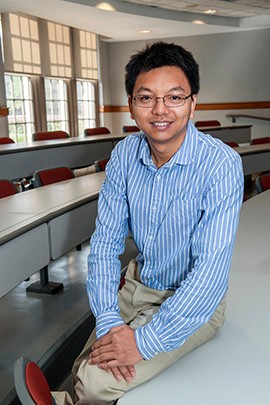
left=53, top=259, right=226, bottom=404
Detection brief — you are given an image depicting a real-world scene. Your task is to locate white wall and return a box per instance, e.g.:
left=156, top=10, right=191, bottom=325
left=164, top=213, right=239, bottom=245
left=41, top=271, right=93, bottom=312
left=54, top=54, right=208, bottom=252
left=101, top=29, right=270, bottom=139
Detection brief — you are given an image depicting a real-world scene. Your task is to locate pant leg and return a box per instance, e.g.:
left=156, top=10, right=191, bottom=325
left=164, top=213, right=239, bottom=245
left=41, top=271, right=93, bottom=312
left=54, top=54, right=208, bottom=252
left=52, top=259, right=226, bottom=405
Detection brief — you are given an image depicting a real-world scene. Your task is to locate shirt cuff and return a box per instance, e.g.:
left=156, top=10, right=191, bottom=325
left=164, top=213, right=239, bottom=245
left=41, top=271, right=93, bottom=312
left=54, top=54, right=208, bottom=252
left=134, top=322, right=166, bottom=360
left=96, top=311, right=125, bottom=339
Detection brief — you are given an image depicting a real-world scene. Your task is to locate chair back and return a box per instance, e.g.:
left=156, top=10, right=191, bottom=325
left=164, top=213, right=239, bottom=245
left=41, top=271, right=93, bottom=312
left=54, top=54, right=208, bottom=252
left=255, top=174, right=270, bottom=193
left=95, top=158, right=109, bottom=172
left=84, top=127, right=111, bottom=136
left=14, top=356, right=55, bottom=405
left=33, top=167, right=74, bottom=187
left=225, top=141, right=239, bottom=148
left=32, top=131, right=69, bottom=141
left=0, top=137, right=15, bottom=144
left=195, top=120, right=221, bottom=128
left=0, top=179, right=18, bottom=198
left=250, top=137, right=270, bottom=145
left=122, top=125, right=140, bottom=133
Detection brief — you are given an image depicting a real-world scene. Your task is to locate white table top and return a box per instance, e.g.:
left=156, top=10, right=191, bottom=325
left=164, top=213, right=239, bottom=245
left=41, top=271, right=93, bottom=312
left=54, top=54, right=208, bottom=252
left=119, top=190, right=270, bottom=405
left=0, top=134, right=126, bottom=155
left=0, top=172, right=105, bottom=244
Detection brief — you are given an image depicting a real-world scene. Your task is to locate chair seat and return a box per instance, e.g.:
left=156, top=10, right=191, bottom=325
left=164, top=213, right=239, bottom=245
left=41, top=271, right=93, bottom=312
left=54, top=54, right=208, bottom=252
left=122, top=125, right=140, bottom=133
left=0, top=179, right=18, bottom=198
left=84, top=127, right=110, bottom=136
left=0, top=136, right=15, bottom=144
left=195, top=120, right=221, bottom=128
left=33, top=167, right=75, bottom=187
left=32, top=131, right=69, bottom=141
left=250, top=137, right=270, bottom=145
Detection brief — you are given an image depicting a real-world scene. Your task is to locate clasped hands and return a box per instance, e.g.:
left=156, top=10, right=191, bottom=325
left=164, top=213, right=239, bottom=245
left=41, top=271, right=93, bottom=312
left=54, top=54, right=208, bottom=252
left=88, top=324, right=143, bottom=383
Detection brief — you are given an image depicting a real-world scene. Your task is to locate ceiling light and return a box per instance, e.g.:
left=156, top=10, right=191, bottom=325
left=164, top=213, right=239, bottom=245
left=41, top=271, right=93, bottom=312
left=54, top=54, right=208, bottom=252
left=203, top=9, right=217, bottom=14
left=138, top=29, right=151, bottom=34
left=192, top=20, right=205, bottom=25
left=96, top=2, right=115, bottom=11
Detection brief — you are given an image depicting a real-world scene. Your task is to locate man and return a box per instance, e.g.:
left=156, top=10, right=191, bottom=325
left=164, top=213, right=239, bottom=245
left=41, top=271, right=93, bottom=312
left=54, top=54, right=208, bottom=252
left=17, top=41, right=244, bottom=404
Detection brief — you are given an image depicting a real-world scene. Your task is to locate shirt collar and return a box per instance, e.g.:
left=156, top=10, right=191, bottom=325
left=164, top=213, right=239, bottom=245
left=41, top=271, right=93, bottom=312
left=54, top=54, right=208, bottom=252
left=138, top=121, right=198, bottom=167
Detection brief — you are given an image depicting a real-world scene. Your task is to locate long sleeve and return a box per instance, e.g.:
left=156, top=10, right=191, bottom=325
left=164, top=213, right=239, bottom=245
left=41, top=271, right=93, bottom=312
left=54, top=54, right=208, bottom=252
left=87, top=146, right=129, bottom=339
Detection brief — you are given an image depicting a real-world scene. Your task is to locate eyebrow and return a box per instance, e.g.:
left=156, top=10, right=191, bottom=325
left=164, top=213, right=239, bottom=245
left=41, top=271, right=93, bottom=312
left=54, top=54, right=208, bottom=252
left=135, top=86, right=186, bottom=93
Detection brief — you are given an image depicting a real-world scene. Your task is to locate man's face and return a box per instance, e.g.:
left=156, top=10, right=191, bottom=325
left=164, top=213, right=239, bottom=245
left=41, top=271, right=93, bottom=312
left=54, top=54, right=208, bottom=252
left=129, top=66, right=197, bottom=154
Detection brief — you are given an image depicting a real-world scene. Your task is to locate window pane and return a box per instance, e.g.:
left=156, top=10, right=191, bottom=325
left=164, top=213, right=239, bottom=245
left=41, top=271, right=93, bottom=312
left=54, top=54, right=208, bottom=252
left=4, top=73, right=35, bottom=142
left=44, top=77, right=69, bottom=132
left=76, top=79, right=96, bottom=136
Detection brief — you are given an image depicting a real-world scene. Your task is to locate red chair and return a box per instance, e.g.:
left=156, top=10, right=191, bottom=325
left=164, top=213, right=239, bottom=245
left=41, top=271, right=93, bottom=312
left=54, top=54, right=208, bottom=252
left=195, top=120, right=221, bottom=128
left=0, top=179, right=18, bottom=198
left=122, top=125, right=140, bottom=133
left=14, top=356, right=56, bottom=405
left=33, top=167, right=74, bottom=187
left=95, top=158, right=109, bottom=172
left=32, top=131, right=69, bottom=141
left=250, top=137, right=270, bottom=145
left=84, top=127, right=110, bottom=136
left=0, top=137, right=15, bottom=144
left=225, top=141, right=239, bottom=148
left=255, top=173, right=270, bottom=193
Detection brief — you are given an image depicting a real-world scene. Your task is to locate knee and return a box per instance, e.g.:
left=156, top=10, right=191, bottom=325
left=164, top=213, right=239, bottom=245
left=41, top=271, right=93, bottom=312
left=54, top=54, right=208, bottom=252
left=209, top=298, right=226, bottom=332
left=75, top=360, right=123, bottom=404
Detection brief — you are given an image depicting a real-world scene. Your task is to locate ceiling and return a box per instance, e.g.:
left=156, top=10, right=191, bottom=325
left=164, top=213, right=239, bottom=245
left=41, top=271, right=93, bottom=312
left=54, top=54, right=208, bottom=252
left=0, top=0, right=269, bottom=42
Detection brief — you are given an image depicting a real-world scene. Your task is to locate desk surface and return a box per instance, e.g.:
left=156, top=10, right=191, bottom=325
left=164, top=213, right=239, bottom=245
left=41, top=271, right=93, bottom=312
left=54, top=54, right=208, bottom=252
left=235, top=142, right=270, bottom=155
left=0, top=135, right=124, bottom=180
left=119, top=190, right=270, bottom=405
left=0, top=134, right=126, bottom=155
left=0, top=172, right=105, bottom=245
left=197, top=124, right=252, bottom=131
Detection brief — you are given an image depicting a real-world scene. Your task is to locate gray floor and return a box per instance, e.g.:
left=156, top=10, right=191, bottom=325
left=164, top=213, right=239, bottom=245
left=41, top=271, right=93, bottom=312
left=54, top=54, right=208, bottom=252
left=0, top=236, right=138, bottom=404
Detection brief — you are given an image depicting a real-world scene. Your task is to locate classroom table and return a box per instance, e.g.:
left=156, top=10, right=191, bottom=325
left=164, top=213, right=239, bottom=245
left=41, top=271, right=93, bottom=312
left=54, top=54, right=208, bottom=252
left=0, top=134, right=125, bottom=180
left=198, top=124, right=252, bottom=143
left=234, top=143, right=270, bottom=175
left=0, top=172, right=105, bottom=297
left=118, top=190, right=270, bottom=405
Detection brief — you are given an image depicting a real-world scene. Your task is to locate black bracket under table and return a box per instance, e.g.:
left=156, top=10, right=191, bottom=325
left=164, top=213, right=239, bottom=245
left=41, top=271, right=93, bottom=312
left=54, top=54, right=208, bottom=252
left=26, top=266, right=63, bottom=294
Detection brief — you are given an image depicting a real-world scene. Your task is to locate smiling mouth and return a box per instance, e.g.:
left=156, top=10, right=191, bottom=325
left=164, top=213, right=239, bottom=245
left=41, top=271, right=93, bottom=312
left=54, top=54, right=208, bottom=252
left=151, top=121, right=172, bottom=127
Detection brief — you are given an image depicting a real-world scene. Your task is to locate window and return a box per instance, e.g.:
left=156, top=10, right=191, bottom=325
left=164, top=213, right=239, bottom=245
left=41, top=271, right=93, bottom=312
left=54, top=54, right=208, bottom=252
left=5, top=73, right=35, bottom=142
left=44, top=78, right=69, bottom=132
left=47, top=21, right=72, bottom=77
left=2, top=13, right=41, bottom=74
left=1, top=13, right=99, bottom=140
left=77, top=80, right=96, bottom=136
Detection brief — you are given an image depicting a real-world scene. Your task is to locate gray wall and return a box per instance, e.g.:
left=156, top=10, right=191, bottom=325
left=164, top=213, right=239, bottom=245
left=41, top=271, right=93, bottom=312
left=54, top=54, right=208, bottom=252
left=101, top=29, right=270, bottom=137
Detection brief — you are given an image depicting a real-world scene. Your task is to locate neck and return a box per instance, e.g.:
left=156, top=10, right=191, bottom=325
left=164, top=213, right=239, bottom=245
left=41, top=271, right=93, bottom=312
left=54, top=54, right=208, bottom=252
left=149, top=137, right=185, bottom=168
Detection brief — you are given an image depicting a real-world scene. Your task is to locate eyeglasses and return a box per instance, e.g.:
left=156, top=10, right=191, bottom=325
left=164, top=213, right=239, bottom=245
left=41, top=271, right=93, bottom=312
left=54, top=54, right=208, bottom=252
left=132, top=93, right=193, bottom=108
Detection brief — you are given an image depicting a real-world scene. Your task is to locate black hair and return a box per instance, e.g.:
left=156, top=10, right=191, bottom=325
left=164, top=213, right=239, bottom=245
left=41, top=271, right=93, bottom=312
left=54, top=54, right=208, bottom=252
left=125, top=41, right=200, bottom=96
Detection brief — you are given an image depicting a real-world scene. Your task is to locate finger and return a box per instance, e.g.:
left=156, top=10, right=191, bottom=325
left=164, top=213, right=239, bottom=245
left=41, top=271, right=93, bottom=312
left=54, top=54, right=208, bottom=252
left=118, top=366, right=135, bottom=383
left=90, top=345, right=115, bottom=359
left=127, top=365, right=136, bottom=378
left=110, top=367, right=124, bottom=382
left=92, top=334, right=112, bottom=350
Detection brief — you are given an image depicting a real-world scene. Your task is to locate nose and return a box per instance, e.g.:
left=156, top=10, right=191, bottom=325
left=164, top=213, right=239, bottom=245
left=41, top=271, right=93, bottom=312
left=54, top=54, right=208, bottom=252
left=151, top=98, right=169, bottom=115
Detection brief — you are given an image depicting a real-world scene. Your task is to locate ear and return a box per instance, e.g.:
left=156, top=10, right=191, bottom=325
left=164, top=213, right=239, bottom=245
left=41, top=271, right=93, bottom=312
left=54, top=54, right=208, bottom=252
left=189, top=95, right=198, bottom=119
left=128, top=96, right=134, bottom=119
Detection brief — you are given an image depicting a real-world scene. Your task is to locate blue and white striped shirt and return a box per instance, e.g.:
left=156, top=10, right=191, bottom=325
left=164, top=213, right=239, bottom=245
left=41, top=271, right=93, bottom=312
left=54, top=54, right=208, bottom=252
left=87, top=121, right=244, bottom=360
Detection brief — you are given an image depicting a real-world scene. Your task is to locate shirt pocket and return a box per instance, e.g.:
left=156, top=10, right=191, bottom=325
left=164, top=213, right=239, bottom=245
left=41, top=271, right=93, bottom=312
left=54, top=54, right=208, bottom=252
left=162, top=198, right=201, bottom=241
